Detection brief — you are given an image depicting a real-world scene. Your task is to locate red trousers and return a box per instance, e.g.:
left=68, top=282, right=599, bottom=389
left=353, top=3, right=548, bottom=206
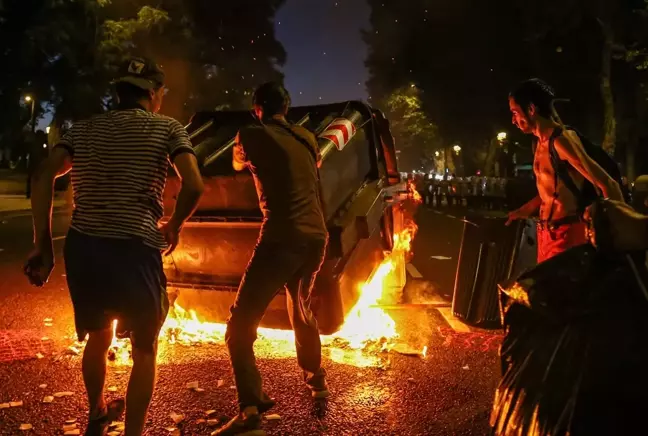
left=537, top=221, right=589, bottom=264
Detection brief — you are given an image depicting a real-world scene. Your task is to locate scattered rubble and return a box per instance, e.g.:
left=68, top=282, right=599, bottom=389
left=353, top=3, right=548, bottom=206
left=53, top=392, right=74, bottom=398
left=265, top=414, right=281, bottom=421
left=391, top=343, right=425, bottom=357
left=66, top=346, right=81, bottom=356
left=169, top=412, right=184, bottom=424
left=42, top=396, right=54, bottom=403
left=19, top=423, right=32, bottom=431
left=10, top=401, right=24, bottom=407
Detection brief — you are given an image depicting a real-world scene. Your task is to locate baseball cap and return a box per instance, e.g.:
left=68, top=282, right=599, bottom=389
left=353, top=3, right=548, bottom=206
left=114, top=57, right=165, bottom=90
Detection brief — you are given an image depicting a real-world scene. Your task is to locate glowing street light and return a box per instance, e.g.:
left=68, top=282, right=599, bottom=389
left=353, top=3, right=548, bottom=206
left=46, top=126, right=50, bottom=134
left=23, top=95, right=36, bottom=132
left=434, top=151, right=440, bottom=157
left=497, top=132, right=508, bottom=142
left=453, top=145, right=461, bottom=153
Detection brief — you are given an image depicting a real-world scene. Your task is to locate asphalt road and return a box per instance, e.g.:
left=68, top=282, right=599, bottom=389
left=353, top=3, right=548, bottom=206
left=0, top=206, right=503, bottom=436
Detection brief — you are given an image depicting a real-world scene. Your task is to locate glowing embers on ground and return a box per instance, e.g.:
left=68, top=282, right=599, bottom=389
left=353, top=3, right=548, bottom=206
left=108, top=219, right=421, bottom=368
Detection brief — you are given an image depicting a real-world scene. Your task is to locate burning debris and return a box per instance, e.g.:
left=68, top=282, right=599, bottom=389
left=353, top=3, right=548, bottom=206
left=73, top=201, right=424, bottom=369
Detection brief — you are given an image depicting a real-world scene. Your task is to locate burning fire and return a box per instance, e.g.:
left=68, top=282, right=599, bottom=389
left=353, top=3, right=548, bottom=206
left=108, top=202, right=421, bottom=367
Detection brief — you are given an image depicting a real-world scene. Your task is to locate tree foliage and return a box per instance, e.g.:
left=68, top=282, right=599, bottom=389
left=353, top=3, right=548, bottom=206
left=365, top=0, right=648, bottom=174
left=383, top=85, right=439, bottom=170
left=0, top=0, right=287, bottom=143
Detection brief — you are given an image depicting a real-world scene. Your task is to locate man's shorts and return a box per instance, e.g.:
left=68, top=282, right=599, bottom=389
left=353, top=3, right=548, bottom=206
left=64, top=228, right=169, bottom=352
left=537, top=221, right=589, bottom=264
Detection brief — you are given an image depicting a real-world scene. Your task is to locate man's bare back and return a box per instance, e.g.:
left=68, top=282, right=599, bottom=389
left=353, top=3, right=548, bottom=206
left=534, top=130, right=585, bottom=222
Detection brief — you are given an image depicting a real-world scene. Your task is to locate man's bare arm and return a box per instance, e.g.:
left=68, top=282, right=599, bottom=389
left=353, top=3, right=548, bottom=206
left=554, top=135, right=624, bottom=201
left=506, top=195, right=541, bottom=225
left=520, top=195, right=541, bottom=214
left=31, top=147, right=72, bottom=250
left=168, top=153, right=204, bottom=230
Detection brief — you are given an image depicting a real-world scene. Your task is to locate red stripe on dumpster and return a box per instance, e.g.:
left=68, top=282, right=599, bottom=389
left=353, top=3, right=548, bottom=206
left=0, top=330, right=54, bottom=363
left=319, top=118, right=357, bottom=151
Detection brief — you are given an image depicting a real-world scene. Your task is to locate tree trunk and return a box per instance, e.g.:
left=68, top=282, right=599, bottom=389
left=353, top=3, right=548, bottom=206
left=599, top=20, right=617, bottom=155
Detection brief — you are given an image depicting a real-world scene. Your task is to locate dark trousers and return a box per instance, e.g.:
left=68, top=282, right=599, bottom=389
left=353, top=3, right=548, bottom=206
left=225, top=237, right=327, bottom=411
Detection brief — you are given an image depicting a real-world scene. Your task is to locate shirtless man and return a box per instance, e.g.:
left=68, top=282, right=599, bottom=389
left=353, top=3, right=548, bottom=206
left=506, top=79, right=624, bottom=263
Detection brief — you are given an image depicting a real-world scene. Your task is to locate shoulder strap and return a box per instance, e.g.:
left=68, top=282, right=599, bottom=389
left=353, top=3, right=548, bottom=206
left=265, top=119, right=320, bottom=163
left=264, top=119, right=327, bottom=216
left=548, top=127, right=588, bottom=214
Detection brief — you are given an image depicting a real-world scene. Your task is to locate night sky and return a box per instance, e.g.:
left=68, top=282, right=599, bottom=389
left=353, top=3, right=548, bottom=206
left=276, top=0, right=369, bottom=106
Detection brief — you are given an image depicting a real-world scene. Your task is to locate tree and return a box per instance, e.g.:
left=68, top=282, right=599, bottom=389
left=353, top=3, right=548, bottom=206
left=0, top=0, right=288, bottom=147
left=364, top=0, right=527, bottom=168
left=134, top=0, right=287, bottom=121
left=383, top=85, right=440, bottom=170
left=515, top=0, right=648, bottom=156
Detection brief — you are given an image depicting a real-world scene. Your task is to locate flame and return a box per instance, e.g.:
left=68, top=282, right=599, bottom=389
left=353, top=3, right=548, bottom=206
left=407, top=179, right=423, bottom=204
left=107, top=204, right=421, bottom=367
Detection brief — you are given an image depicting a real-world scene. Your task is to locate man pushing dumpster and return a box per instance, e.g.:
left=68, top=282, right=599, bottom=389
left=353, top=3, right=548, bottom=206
left=213, top=82, right=329, bottom=436
left=506, top=78, right=624, bottom=263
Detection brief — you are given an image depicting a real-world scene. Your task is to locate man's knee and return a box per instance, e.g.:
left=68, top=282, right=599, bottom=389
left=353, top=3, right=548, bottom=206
left=225, top=312, right=258, bottom=349
left=87, top=329, right=113, bottom=350
left=130, top=331, right=159, bottom=362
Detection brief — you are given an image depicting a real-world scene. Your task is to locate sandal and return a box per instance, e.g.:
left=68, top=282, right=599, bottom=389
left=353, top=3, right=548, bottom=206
left=84, top=398, right=126, bottom=436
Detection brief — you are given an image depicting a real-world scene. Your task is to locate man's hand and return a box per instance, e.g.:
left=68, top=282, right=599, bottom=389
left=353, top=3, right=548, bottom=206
left=506, top=195, right=541, bottom=226
left=159, top=220, right=181, bottom=256
left=24, top=246, right=54, bottom=287
left=585, top=200, right=648, bottom=252
left=506, top=207, right=530, bottom=226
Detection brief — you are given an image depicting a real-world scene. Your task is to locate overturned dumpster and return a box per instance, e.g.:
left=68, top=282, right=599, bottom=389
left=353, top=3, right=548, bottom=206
left=162, top=101, right=409, bottom=335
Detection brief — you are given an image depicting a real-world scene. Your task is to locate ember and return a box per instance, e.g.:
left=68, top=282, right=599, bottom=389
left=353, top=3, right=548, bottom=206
left=106, top=203, right=421, bottom=368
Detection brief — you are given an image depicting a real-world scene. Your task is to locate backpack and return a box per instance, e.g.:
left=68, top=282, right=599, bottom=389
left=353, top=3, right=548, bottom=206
left=542, top=126, right=624, bottom=217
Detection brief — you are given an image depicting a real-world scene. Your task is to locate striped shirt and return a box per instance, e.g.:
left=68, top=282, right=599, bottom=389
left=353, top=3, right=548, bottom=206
left=55, top=108, right=195, bottom=250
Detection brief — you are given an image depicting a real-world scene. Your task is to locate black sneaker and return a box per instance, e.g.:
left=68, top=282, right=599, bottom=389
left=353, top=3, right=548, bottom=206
left=210, top=414, right=265, bottom=436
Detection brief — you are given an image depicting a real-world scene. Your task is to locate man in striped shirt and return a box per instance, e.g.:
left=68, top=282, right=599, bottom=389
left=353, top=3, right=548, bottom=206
left=25, top=57, right=204, bottom=436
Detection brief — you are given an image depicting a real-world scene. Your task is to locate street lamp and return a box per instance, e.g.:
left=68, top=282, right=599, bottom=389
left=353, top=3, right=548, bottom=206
left=453, top=145, right=461, bottom=154
left=497, top=132, right=508, bottom=142
left=434, top=151, right=440, bottom=157
left=46, top=126, right=50, bottom=134
left=24, top=95, right=36, bottom=133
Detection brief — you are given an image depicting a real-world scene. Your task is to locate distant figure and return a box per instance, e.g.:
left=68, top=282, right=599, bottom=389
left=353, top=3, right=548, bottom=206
left=214, top=82, right=329, bottom=436
left=24, top=56, right=204, bottom=436
left=506, top=79, right=623, bottom=263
